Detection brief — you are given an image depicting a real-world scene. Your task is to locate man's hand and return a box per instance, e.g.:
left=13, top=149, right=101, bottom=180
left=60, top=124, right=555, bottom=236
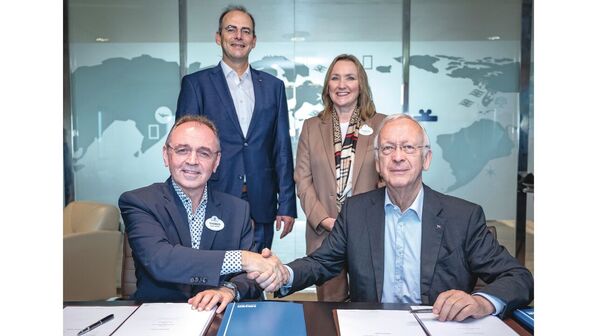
left=242, top=249, right=289, bottom=292
left=253, top=248, right=289, bottom=291
left=188, top=287, right=234, bottom=314
left=276, top=215, right=295, bottom=239
left=319, top=217, right=336, bottom=232
left=432, top=290, right=495, bottom=321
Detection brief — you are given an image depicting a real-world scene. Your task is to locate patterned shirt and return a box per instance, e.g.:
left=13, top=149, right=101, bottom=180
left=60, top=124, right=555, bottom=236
left=172, top=181, right=242, bottom=275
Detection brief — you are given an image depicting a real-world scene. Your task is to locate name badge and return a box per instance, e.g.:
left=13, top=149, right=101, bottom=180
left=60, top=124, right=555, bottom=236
left=205, top=216, right=225, bottom=231
left=359, top=124, right=373, bottom=136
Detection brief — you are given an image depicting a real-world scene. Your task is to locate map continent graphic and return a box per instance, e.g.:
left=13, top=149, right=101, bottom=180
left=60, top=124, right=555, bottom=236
left=71, top=55, right=179, bottom=169
left=437, top=119, right=513, bottom=192
left=396, top=54, right=518, bottom=190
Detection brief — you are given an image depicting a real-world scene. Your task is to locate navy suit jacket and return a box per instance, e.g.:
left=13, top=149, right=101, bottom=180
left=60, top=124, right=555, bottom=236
left=176, top=64, right=297, bottom=222
left=285, top=185, right=533, bottom=317
left=118, top=178, right=262, bottom=302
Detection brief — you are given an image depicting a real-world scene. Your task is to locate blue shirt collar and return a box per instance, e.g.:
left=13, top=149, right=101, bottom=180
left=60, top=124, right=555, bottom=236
left=384, top=186, right=425, bottom=221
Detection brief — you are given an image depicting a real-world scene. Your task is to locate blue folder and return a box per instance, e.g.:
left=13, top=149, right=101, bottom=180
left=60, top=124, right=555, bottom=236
left=217, top=301, right=307, bottom=336
left=512, top=307, right=534, bottom=331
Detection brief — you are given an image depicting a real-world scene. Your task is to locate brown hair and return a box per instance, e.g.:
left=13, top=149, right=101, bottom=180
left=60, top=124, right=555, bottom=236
left=319, top=54, right=376, bottom=121
left=218, top=5, right=256, bottom=36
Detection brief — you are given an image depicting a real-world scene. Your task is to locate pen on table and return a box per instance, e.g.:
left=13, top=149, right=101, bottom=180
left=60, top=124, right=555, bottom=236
left=77, top=314, right=114, bottom=336
left=410, top=308, right=434, bottom=314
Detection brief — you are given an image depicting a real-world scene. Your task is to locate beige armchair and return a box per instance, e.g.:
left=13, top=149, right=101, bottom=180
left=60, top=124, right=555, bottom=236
left=63, top=201, right=123, bottom=301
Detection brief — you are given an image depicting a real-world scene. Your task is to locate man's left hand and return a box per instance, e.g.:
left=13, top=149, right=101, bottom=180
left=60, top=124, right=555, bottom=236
left=275, top=215, right=295, bottom=239
left=188, top=287, right=235, bottom=314
left=432, top=289, right=495, bottom=321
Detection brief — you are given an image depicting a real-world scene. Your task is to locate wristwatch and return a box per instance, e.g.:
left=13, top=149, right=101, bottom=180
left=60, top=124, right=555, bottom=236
left=221, top=281, right=240, bottom=302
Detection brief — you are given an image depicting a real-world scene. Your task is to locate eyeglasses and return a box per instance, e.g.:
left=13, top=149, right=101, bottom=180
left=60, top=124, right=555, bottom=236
left=221, top=25, right=253, bottom=36
left=166, top=144, right=220, bottom=160
left=375, top=143, right=430, bottom=155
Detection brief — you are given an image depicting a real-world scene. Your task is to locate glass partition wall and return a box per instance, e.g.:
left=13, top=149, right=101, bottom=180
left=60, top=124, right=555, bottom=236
left=66, top=0, right=532, bottom=272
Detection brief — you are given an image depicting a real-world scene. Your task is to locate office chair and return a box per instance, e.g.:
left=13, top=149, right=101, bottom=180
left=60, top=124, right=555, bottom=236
left=120, top=233, right=137, bottom=299
left=63, top=201, right=123, bottom=301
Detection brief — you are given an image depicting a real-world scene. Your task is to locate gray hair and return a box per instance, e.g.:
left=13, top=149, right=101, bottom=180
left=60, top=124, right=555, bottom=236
left=166, top=115, right=221, bottom=151
left=373, top=113, right=431, bottom=160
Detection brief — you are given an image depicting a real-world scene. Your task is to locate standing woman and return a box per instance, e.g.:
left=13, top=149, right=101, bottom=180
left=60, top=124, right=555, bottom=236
left=295, top=54, right=385, bottom=301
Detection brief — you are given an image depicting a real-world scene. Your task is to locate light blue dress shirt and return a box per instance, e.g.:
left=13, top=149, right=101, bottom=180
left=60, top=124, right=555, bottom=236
left=381, top=187, right=423, bottom=303
left=221, top=61, right=255, bottom=137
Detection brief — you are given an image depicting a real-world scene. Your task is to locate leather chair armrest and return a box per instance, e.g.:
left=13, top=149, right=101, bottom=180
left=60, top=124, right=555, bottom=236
left=63, top=231, right=122, bottom=301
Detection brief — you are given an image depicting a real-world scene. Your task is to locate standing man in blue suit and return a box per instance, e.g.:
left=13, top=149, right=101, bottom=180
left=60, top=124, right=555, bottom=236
left=176, top=5, right=297, bottom=252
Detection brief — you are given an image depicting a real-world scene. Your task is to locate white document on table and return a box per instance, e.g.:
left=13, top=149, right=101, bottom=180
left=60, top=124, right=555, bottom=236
left=416, top=313, right=518, bottom=336
left=335, top=309, right=426, bottom=336
left=63, top=306, right=138, bottom=336
left=111, top=302, right=215, bottom=336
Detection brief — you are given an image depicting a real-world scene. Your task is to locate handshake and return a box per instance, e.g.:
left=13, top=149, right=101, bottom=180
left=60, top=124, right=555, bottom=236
left=241, top=249, right=289, bottom=292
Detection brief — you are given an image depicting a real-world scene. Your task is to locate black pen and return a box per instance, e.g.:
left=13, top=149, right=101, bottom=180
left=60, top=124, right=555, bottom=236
left=77, top=314, right=114, bottom=336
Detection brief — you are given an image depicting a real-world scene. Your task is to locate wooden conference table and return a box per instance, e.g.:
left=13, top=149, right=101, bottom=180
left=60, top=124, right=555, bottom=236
left=65, top=300, right=532, bottom=336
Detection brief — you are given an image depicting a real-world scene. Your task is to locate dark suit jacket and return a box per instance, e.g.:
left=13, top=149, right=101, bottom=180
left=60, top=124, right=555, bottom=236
left=176, top=64, right=297, bottom=222
left=118, top=178, right=262, bottom=302
left=285, top=185, right=533, bottom=317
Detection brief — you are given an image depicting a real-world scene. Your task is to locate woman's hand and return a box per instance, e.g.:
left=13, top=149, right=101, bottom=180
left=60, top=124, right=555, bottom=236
left=320, top=217, right=336, bottom=232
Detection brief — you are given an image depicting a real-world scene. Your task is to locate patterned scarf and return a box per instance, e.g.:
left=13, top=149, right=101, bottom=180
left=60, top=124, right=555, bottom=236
left=332, top=107, right=361, bottom=211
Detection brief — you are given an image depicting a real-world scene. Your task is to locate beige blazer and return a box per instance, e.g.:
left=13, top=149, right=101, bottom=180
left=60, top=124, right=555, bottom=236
left=295, top=113, right=386, bottom=254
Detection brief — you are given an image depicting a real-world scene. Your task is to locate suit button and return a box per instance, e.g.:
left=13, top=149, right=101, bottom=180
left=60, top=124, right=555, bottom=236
left=190, top=277, right=195, bottom=283
left=243, top=142, right=248, bottom=147
left=200, top=277, right=207, bottom=284
left=238, top=176, right=243, bottom=180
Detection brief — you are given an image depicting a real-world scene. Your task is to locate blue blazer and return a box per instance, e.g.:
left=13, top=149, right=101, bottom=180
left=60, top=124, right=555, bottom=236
left=118, top=178, right=262, bottom=302
left=284, top=185, right=533, bottom=317
left=176, top=64, right=297, bottom=222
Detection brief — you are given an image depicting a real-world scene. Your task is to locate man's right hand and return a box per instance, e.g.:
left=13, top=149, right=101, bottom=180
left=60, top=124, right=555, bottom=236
left=242, top=249, right=289, bottom=292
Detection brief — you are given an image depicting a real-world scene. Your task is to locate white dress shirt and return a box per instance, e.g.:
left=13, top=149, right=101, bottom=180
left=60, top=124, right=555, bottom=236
left=220, top=61, right=255, bottom=137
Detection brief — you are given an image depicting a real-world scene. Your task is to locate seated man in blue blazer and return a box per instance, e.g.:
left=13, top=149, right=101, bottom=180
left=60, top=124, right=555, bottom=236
left=119, top=115, right=288, bottom=313
left=254, top=114, right=533, bottom=321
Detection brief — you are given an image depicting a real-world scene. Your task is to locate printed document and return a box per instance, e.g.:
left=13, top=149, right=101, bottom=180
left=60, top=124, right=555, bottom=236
left=335, top=309, right=426, bottom=336
left=112, top=302, right=215, bottom=336
left=417, top=312, right=518, bottom=336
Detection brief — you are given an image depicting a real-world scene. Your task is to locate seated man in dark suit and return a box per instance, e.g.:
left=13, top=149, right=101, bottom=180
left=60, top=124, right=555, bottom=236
left=253, top=113, right=533, bottom=321
left=119, top=115, right=287, bottom=313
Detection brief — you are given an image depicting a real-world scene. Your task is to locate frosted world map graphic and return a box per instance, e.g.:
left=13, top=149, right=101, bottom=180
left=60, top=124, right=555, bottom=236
left=72, top=53, right=517, bottom=195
